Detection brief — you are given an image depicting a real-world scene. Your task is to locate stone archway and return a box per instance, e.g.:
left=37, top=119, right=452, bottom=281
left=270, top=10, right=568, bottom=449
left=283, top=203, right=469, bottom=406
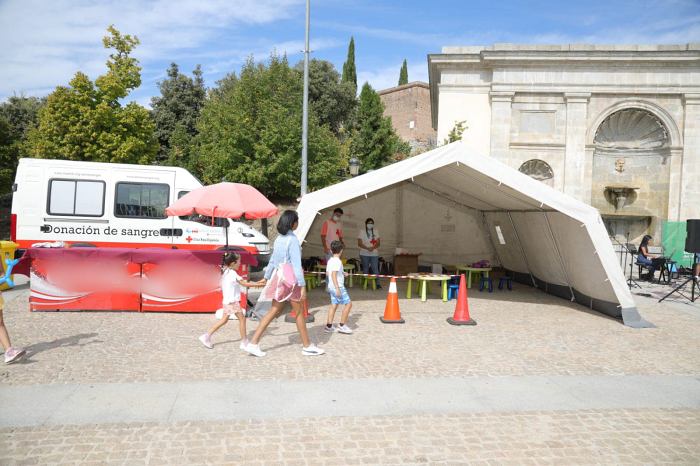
left=591, top=107, right=671, bottom=242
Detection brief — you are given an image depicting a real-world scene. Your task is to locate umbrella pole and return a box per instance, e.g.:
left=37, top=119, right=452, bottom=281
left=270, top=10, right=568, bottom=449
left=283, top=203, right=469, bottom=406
left=224, top=223, right=229, bottom=250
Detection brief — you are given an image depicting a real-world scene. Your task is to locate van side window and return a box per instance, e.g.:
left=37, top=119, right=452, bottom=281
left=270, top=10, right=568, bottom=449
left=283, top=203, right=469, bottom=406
left=48, top=179, right=105, bottom=216
left=115, top=183, right=169, bottom=219
left=177, top=190, right=228, bottom=227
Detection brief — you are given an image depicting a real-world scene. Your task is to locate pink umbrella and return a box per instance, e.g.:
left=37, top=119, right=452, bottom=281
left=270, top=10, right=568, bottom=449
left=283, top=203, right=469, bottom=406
left=166, top=182, right=278, bottom=249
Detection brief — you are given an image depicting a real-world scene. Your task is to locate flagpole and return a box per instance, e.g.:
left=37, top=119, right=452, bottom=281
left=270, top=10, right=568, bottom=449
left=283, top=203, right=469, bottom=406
left=301, top=0, right=310, bottom=197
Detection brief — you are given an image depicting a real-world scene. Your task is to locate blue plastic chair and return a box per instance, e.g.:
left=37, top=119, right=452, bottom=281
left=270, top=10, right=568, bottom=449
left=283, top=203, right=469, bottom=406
left=478, top=276, right=493, bottom=292
left=447, top=284, right=460, bottom=300
left=498, top=277, right=513, bottom=291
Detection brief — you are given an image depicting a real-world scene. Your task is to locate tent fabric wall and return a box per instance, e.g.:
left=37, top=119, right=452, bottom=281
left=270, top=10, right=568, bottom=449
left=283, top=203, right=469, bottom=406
left=296, top=141, right=650, bottom=328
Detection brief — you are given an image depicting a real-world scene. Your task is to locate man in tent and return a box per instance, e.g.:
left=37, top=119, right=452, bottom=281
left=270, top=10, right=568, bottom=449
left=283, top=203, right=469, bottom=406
left=321, top=208, right=344, bottom=261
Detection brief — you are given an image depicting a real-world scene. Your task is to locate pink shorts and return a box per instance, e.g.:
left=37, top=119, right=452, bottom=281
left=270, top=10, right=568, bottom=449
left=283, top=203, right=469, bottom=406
left=222, top=302, right=243, bottom=315
left=286, top=284, right=304, bottom=302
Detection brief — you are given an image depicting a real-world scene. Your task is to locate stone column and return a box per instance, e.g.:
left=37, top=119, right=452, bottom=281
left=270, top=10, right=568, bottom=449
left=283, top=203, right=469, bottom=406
left=680, top=94, right=700, bottom=221
left=667, top=147, right=683, bottom=221
left=563, top=93, right=591, bottom=201
left=489, top=91, right=514, bottom=161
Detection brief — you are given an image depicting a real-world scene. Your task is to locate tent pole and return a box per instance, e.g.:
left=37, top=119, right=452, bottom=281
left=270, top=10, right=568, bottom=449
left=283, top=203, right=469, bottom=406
left=543, top=212, right=576, bottom=301
left=507, top=212, right=537, bottom=287
left=480, top=212, right=504, bottom=268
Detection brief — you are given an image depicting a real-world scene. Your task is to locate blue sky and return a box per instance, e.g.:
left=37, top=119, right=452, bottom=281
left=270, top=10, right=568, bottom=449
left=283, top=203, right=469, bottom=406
left=1, top=0, right=699, bottom=107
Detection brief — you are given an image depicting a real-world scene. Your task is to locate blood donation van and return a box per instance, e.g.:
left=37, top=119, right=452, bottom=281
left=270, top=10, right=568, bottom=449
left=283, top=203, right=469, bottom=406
left=10, top=158, right=271, bottom=267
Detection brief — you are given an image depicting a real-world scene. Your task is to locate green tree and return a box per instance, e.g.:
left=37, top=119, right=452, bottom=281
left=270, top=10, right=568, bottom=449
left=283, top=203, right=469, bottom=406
left=295, top=59, right=355, bottom=135
left=398, top=59, right=408, bottom=85
left=350, top=82, right=408, bottom=171
left=443, top=120, right=467, bottom=145
left=0, top=95, right=45, bottom=194
left=195, top=54, right=341, bottom=198
left=0, top=117, right=16, bottom=194
left=151, top=63, right=206, bottom=163
left=24, top=26, right=157, bottom=164
left=341, top=37, right=357, bottom=95
left=0, top=95, right=45, bottom=141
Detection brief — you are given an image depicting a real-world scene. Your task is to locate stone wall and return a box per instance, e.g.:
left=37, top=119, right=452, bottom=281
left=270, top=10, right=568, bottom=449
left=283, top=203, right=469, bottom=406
left=428, top=43, right=700, bottom=244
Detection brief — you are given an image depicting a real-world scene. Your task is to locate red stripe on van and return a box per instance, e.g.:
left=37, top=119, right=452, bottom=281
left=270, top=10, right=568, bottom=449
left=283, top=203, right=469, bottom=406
left=15, top=239, right=258, bottom=254
left=10, top=214, right=17, bottom=242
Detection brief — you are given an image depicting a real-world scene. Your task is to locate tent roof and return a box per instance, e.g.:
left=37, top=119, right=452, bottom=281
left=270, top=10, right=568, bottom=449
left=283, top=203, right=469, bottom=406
left=297, top=141, right=596, bottom=239
left=296, top=141, right=648, bottom=328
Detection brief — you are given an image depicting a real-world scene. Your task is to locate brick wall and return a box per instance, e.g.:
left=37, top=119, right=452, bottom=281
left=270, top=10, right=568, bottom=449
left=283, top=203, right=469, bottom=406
left=379, top=82, right=437, bottom=153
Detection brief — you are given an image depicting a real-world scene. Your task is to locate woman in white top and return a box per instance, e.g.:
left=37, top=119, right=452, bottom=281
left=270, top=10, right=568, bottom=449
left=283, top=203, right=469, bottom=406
left=357, top=218, right=381, bottom=285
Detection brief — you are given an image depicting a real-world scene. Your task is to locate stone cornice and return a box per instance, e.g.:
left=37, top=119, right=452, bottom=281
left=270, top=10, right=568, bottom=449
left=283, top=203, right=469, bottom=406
left=427, top=44, right=700, bottom=130
left=490, top=83, right=700, bottom=94
left=480, top=50, right=700, bottom=65
left=490, top=91, right=515, bottom=102
left=565, top=92, right=591, bottom=104
left=682, top=93, right=700, bottom=104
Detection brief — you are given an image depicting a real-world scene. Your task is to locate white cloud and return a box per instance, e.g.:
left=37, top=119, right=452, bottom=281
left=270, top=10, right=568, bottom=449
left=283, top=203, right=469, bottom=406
left=0, top=0, right=303, bottom=99
left=202, top=37, right=344, bottom=75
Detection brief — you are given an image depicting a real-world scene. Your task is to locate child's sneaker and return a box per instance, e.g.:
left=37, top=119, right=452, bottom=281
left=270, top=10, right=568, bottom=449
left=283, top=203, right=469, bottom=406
left=323, top=325, right=337, bottom=333
left=198, top=334, right=213, bottom=349
left=4, top=347, right=26, bottom=364
left=302, top=344, right=325, bottom=356
left=239, top=339, right=249, bottom=350
left=337, top=324, right=353, bottom=335
left=244, top=343, right=266, bottom=357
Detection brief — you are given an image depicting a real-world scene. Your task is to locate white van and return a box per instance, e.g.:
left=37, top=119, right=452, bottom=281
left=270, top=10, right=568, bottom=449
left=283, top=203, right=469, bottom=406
left=10, top=158, right=271, bottom=267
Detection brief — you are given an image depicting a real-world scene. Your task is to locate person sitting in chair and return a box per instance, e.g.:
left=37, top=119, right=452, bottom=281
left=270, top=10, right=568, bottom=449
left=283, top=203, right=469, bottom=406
left=637, top=235, right=660, bottom=280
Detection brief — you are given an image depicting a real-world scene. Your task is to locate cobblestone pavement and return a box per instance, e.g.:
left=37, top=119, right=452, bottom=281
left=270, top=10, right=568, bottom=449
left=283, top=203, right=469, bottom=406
left=1, top=282, right=699, bottom=464
left=2, top=284, right=699, bottom=386
left=1, top=409, right=698, bottom=465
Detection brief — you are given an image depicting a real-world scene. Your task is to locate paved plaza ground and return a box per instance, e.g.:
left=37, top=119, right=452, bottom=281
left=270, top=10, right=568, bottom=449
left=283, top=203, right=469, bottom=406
left=1, top=277, right=699, bottom=464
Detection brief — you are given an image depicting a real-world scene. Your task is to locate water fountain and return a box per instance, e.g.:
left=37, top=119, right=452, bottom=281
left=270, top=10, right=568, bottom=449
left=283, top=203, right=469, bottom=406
left=604, top=185, right=639, bottom=211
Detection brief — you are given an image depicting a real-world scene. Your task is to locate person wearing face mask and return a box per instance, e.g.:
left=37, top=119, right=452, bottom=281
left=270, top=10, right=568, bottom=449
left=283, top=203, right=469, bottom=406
left=358, top=217, right=381, bottom=288
left=321, top=208, right=344, bottom=262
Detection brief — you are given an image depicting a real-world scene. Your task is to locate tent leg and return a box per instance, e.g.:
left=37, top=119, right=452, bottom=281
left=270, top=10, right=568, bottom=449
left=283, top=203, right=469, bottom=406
left=507, top=212, right=537, bottom=288
left=543, top=212, right=576, bottom=302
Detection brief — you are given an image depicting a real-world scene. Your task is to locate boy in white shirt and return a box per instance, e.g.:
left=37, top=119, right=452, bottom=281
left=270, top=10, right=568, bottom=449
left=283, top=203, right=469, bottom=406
left=199, top=252, right=264, bottom=350
left=325, top=240, right=353, bottom=334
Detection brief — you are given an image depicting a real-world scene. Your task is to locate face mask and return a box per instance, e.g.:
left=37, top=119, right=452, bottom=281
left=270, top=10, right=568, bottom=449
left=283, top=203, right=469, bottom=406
left=332, top=215, right=340, bottom=222
left=367, top=224, right=374, bottom=229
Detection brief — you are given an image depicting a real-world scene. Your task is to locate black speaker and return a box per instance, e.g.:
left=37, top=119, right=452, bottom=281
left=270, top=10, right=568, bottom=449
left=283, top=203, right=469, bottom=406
left=686, top=219, right=700, bottom=254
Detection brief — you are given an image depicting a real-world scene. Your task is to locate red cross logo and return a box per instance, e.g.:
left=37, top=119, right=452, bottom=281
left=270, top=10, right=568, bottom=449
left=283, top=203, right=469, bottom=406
left=186, top=236, right=193, bottom=243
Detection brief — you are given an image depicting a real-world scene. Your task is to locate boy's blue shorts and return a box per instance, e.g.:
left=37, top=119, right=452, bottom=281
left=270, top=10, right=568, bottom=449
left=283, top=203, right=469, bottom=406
left=328, top=287, right=351, bottom=305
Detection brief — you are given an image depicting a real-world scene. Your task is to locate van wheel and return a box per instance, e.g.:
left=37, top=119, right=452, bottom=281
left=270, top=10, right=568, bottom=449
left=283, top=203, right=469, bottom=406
left=69, top=242, right=97, bottom=248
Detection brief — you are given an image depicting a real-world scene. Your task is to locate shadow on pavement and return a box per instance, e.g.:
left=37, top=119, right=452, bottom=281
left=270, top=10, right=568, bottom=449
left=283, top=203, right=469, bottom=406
left=21, top=332, right=102, bottom=362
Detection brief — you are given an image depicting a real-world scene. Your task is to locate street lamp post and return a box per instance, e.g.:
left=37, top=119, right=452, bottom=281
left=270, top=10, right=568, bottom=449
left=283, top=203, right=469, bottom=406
left=301, top=0, right=310, bottom=197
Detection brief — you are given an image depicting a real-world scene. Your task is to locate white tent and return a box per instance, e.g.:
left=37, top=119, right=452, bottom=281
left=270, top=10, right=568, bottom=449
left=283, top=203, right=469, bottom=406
left=296, top=141, right=651, bottom=328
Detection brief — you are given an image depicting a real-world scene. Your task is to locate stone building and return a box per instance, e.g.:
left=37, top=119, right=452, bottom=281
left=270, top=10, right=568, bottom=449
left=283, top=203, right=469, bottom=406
left=378, top=81, right=437, bottom=154
left=427, top=44, right=700, bottom=244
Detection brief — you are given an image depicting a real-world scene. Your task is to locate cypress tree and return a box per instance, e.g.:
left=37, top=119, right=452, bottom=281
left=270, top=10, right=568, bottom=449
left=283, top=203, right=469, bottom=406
left=350, top=82, right=405, bottom=171
left=341, top=37, right=357, bottom=94
left=398, top=59, right=408, bottom=85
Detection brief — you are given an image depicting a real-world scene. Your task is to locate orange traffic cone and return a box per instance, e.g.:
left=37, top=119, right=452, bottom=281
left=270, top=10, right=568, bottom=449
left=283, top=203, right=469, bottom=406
left=380, top=277, right=405, bottom=323
left=447, top=274, right=476, bottom=326
left=285, top=297, right=315, bottom=323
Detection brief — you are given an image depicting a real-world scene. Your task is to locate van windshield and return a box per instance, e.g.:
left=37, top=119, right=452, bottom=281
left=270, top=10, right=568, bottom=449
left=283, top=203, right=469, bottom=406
left=177, top=191, right=229, bottom=228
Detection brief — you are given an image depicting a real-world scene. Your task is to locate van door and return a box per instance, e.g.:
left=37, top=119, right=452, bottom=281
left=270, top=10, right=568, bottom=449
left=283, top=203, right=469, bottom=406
left=109, top=168, right=177, bottom=247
